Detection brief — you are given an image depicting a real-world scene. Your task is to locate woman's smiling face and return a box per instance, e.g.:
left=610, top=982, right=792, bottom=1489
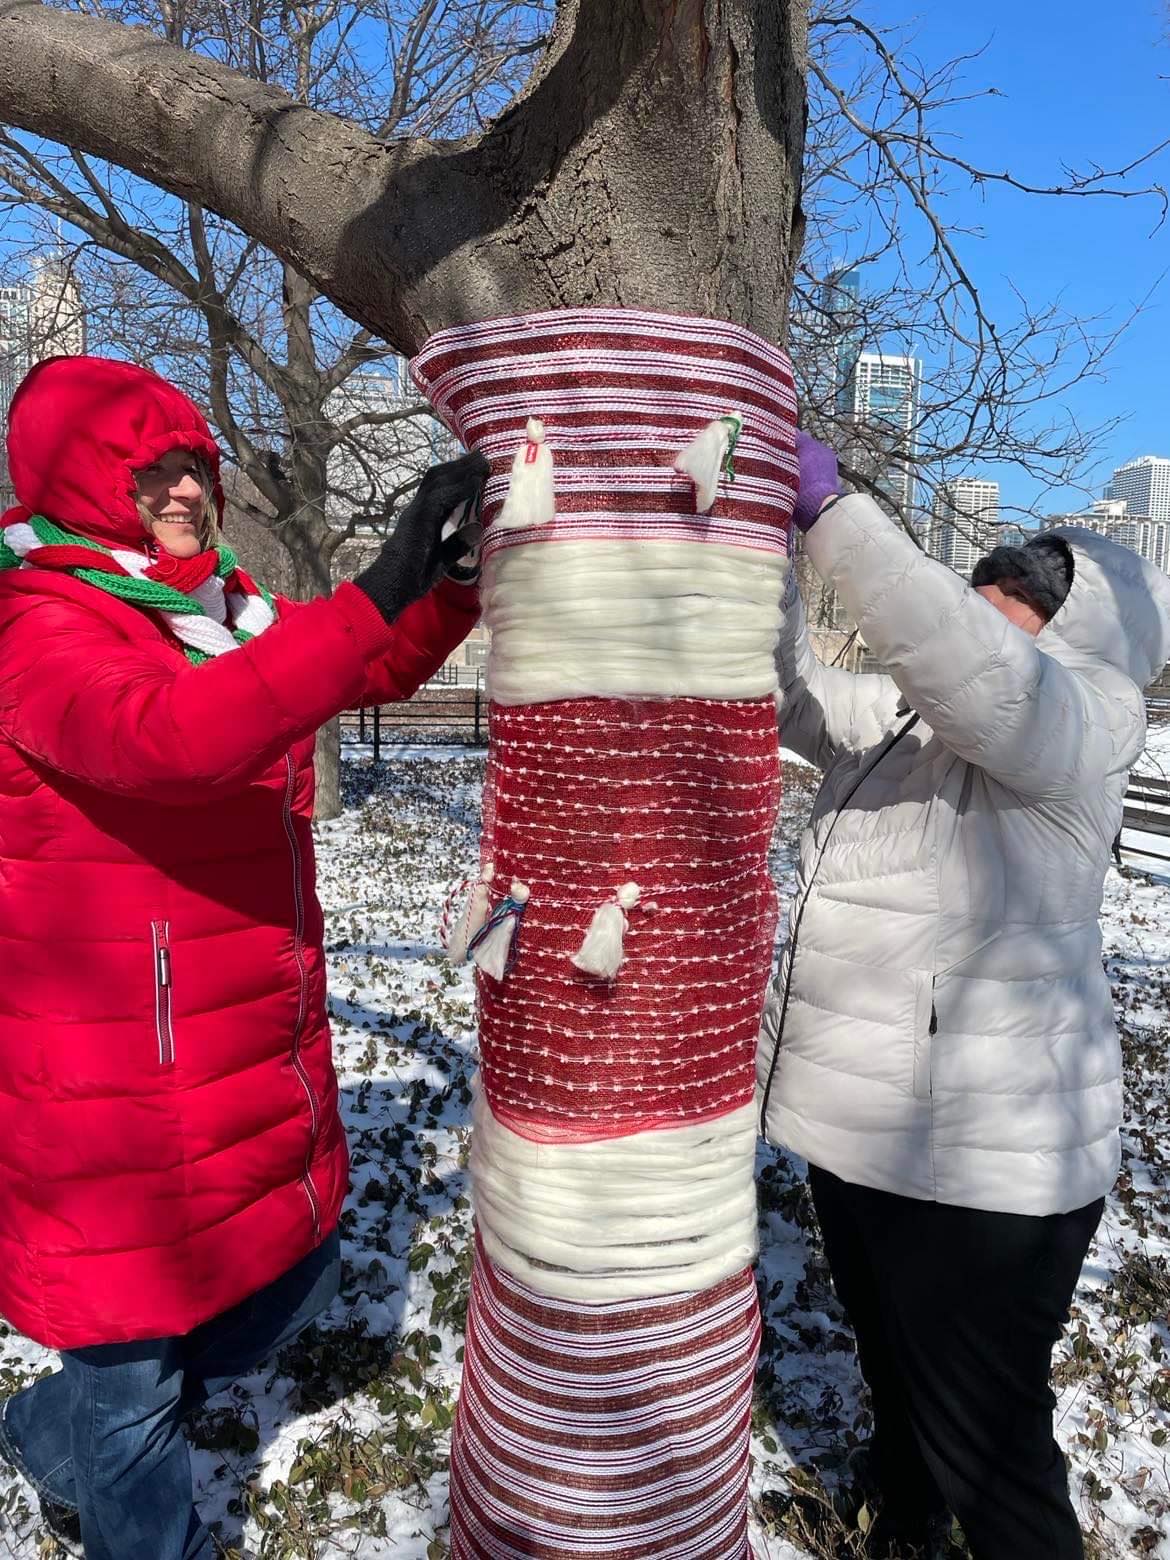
left=134, top=449, right=208, bottom=558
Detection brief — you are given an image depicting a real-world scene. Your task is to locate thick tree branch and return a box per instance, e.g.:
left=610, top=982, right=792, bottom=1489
left=330, top=402, right=431, bottom=439
left=0, top=0, right=481, bottom=351
left=0, top=0, right=805, bottom=348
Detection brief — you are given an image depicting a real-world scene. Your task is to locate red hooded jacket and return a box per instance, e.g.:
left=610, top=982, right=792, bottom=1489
left=0, top=357, right=477, bottom=1349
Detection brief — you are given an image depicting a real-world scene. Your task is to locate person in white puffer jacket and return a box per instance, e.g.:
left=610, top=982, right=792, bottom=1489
left=757, top=431, right=1170, bottom=1560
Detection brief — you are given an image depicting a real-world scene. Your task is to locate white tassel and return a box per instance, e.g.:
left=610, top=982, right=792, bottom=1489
left=445, top=863, right=495, bottom=964
left=497, top=418, right=555, bottom=529
left=572, top=882, right=642, bottom=979
left=470, top=880, right=530, bottom=981
left=673, top=414, right=743, bottom=513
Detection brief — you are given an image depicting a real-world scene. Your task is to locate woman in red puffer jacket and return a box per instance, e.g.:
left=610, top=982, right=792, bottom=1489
left=0, top=355, right=485, bottom=1560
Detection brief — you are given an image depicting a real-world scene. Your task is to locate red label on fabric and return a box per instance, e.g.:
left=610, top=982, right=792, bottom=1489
left=524, top=442, right=539, bottom=465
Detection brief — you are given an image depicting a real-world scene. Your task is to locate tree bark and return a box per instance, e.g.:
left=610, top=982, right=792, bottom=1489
left=279, top=472, right=345, bottom=823
left=0, top=0, right=807, bottom=350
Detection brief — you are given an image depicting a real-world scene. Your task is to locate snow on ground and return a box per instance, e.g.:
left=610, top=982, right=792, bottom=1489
left=1, top=733, right=1168, bottom=1559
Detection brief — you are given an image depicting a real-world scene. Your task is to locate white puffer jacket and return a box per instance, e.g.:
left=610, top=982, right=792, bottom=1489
left=758, top=494, right=1170, bottom=1216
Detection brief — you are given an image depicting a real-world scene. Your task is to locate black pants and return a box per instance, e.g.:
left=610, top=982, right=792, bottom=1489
left=808, top=1165, right=1103, bottom=1560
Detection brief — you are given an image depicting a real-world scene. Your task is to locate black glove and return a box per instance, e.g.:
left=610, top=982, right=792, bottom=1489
left=354, top=450, right=489, bottom=624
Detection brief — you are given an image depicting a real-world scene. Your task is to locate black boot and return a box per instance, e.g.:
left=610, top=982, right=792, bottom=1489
left=867, top=1505, right=960, bottom=1558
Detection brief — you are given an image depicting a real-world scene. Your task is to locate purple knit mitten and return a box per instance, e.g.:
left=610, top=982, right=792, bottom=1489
left=792, top=430, right=841, bottom=533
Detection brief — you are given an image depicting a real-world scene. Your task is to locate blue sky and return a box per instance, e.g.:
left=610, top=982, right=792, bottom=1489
left=886, top=0, right=1169, bottom=515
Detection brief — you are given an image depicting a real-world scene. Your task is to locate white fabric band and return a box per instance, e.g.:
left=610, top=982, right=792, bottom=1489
left=481, top=539, right=787, bottom=705
left=470, top=1081, right=759, bottom=1301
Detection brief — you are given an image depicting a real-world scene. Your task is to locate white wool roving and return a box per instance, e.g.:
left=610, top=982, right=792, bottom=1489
left=497, top=419, right=555, bottom=529
left=673, top=414, right=742, bottom=513
left=572, top=883, right=642, bottom=979
left=482, top=538, right=787, bottom=705
left=470, top=1085, right=759, bottom=1301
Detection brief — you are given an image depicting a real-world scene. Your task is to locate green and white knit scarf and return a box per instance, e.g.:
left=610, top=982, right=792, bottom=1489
left=0, top=514, right=277, bottom=666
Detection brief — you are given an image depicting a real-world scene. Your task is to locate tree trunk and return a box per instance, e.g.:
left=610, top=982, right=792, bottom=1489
left=0, top=0, right=807, bottom=351
left=284, top=481, right=344, bottom=824
left=313, top=716, right=343, bottom=824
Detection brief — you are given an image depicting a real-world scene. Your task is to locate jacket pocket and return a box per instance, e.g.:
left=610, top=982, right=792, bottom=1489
left=150, top=920, right=177, bottom=1067
left=912, top=973, right=935, bottom=1101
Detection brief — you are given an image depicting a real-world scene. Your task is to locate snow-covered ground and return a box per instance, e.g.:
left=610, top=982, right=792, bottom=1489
left=1, top=731, right=1168, bottom=1559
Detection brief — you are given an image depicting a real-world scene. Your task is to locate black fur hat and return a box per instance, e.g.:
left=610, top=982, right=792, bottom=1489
left=971, top=535, right=1074, bottom=622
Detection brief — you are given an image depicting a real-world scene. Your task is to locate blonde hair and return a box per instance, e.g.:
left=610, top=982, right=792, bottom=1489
left=134, top=452, right=220, bottom=551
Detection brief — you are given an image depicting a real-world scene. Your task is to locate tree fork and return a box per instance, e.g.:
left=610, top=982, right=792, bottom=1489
left=0, top=0, right=807, bottom=349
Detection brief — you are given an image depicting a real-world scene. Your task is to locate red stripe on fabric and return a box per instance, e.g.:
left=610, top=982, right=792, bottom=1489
left=408, top=309, right=798, bottom=555
left=228, top=564, right=260, bottom=596
left=448, top=1240, right=758, bottom=1559
left=458, top=408, right=789, bottom=444
left=24, top=545, right=128, bottom=575
left=144, top=549, right=220, bottom=592
left=412, top=318, right=795, bottom=390
left=441, top=370, right=790, bottom=426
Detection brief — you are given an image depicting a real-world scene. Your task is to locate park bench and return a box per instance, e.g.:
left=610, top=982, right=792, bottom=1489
left=1114, top=771, right=1170, bottom=866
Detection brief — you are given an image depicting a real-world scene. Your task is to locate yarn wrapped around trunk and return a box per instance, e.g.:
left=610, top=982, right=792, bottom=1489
left=411, top=309, right=797, bottom=1558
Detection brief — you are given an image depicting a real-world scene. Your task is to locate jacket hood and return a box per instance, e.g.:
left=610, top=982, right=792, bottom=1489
left=1041, top=527, right=1170, bottom=691
left=4, top=356, right=224, bottom=550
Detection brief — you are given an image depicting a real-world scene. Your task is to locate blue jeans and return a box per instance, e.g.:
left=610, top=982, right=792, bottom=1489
left=0, top=1231, right=340, bottom=1560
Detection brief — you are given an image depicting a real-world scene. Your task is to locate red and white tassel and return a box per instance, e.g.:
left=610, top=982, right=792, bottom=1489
left=443, top=862, right=495, bottom=964
left=673, top=414, right=743, bottom=513
left=470, top=880, right=530, bottom=981
left=497, top=418, right=555, bottom=529
left=572, top=882, right=642, bottom=979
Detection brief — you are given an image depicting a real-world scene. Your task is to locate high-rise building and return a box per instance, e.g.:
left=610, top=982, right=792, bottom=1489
left=1104, top=457, right=1170, bottom=526
left=998, top=521, right=1034, bottom=549
left=325, top=361, right=454, bottom=529
left=929, top=478, right=1000, bottom=575
left=0, top=282, right=33, bottom=414
left=849, top=352, right=922, bottom=515
left=1, top=282, right=35, bottom=512
left=1042, top=499, right=1169, bottom=574
left=821, top=266, right=863, bottom=416
left=1, top=258, right=87, bottom=507
left=27, top=255, right=87, bottom=360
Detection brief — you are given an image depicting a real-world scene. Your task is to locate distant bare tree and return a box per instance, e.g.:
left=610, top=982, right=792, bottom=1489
left=793, top=7, right=1169, bottom=552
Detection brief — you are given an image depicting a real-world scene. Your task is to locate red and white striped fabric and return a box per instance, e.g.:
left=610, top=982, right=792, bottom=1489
left=411, top=309, right=796, bottom=1557
left=449, top=1239, right=760, bottom=1560
left=411, top=308, right=797, bottom=560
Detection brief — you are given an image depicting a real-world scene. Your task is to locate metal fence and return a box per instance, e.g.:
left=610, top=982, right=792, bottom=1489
left=340, top=673, right=485, bottom=757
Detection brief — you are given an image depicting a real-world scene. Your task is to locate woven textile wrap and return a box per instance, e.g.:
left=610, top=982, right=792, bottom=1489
left=412, top=309, right=796, bottom=705
left=449, top=1237, right=761, bottom=1560
left=411, top=310, right=796, bottom=1557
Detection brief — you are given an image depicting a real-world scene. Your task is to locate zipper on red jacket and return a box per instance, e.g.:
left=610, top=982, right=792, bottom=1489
left=282, top=753, right=323, bottom=1242
left=151, top=920, right=176, bottom=1066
